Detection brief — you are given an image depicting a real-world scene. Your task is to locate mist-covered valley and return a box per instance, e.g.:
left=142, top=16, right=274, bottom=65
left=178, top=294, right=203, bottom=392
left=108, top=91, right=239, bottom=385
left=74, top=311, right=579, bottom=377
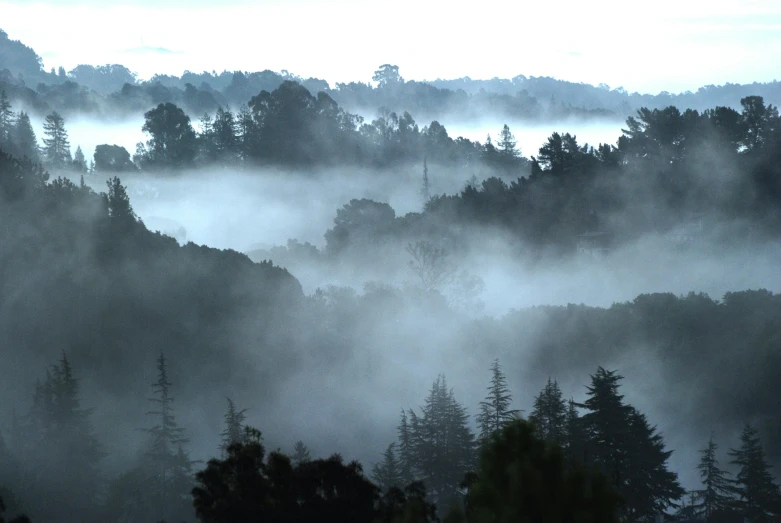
left=2, top=21, right=781, bottom=523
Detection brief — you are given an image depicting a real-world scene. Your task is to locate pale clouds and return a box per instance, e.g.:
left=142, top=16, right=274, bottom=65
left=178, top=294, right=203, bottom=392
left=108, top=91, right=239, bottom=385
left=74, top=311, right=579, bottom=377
left=1, top=0, right=780, bottom=93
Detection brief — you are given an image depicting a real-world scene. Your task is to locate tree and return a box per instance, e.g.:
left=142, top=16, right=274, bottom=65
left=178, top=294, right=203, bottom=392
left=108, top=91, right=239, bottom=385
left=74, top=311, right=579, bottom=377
left=105, top=176, right=137, bottom=227
left=475, top=359, right=520, bottom=442
left=291, top=440, right=312, bottom=467
left=11, top=112, right=39, bottom=162
left=397, top=410, right=416, bottom=486
left=220, top=398, right=247, bottom=456
left=372, top=64, right=403, bottom=88
left=421, top=155, right=431, bottom=202
left=465, top=419, right=620, bottom=523
left=41, top=111, right=71, bottom=168
left=93, top=144, right=137, bottom=172
left=580, top=367, right=683, bottom=521
left=728, top=424, right=781, bottom=522
left=406, top=240, right=454, bottom=293
left=141, top=102, right=197, bottom=168
left=372, top=443, right=403, bottom=492
left=693, top=433, right=734, bottom=520
left=409, top=375, right=475, bottom=510
left=72, top=145, right=87, bottom=172
left=529, top=377, right=567, bottom=444
left=496, top=124, right=521, bottom=169
left=140, top=353, right=196, bottom=523
left=0, top=90, right=14, bottom=146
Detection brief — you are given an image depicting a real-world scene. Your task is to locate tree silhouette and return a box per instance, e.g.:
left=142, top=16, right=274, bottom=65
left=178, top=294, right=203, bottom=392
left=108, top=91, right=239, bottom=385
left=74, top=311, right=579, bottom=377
left=529, top=377, right=567, bottom=445
left=693, top=433, right=734, bottom=520
left=372, top=443, right=403, bottom=492
left=728, top=424, right=781, bottom=522
left=291, top=440, right=312, bottom=467
left=219, top=398, right=247, bottom=456
left=475, top=359, right=520, bottom=442
left=41, top=111, right=70, bottom=167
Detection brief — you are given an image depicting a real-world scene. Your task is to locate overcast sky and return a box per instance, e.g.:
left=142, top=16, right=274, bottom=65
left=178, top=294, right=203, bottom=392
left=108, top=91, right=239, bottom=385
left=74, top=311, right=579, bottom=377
left=2, top=0, right=781, bottom=93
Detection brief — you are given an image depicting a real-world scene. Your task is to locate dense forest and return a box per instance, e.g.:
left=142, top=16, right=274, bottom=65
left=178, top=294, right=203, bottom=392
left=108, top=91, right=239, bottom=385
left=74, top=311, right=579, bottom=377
left=2, top=22, right=781, bottom=523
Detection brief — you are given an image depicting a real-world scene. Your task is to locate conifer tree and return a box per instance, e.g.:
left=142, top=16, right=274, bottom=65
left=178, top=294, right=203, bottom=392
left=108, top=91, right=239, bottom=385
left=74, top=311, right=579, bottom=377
left=11, top=112, right=38, bottom=162
left=729, top=424, right=781, bottom=522
left=497, top=124, right=520, bottom=161
left=580, top=367, right=683, bottom=521
left=291, top=440, right=311, bottom=467
left=213, top=106, right=237, bottom=158
left=529, top=377, right=567, bottom=444
left=0, top=90, right=14, bottom=146
left=220, top=397, right=247, bottom=456
left=72, top=145, right=87, bottom=172
left=42, top=111, right=71, bottom=167
left=475, top=359, right=519, bottom=442
left=372, top=442, right=403, bottom=492
left=693, top=433, right=734, bottom=520
left=141, top=353, right=196, bottom=523
left=421, top=155, right=430, bottom=201
left=396, top=410, right=416, bottom=486
left=563, top=399, right=586, bottom=469
left=410, top=375, right=475, bottom=510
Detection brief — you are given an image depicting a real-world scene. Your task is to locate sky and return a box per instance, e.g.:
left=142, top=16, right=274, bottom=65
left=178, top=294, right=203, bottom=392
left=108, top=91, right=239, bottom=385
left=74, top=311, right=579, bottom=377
left=2, top=0, right=781, bottom=93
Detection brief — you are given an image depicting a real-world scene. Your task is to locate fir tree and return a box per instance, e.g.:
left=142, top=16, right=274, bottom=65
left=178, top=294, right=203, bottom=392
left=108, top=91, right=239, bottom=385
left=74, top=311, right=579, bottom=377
left=475, top=359, right=519, bottom=442
left=0, top=90, right=14, bottom=146
left=72, top=145, right=87, bottom=172
left=397, top=410, right=416, bottom=486
left=372, top=442, right=403, bottom=492
left=11, top=112, right=39, bottom=163
left=421, top=155, right=430, bottom=201
left=497, top=124, right=520, bottom=160
left=42, top=111, right=71, bottom=167
left=291, top=440, right=311, bottom=467
left=142, top=353, right=196, bottom=523
left=728, top=424, right=781, bottom=522
left=410, top=375, right=475, bottom=510
left=693, top=433, right=734, bottom=520
left=563, top=399, right=586, bottom=469
left=528, top=377, right=567, bottom=444
left=220, top=397, right=247, bottom=456
left=580, top=367, right=683, bottom=521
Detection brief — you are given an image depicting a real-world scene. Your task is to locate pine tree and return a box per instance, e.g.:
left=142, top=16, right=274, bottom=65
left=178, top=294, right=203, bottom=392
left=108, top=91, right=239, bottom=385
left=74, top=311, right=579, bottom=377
left=11, top=112, right=38, bottom=162
left=42, top=111, right=71, bottom=167
left=497, top=124, right=520, bottom=160
left=213, top=106, right=237, bottom=158
left=729, top=424, right=781, bottom=522
left=563, top=399, right=586, bottom=469
left=421, top=155, right=431, bottom=202
left=397, top=410, right=416, bottom=486
left=291, top=440, right=311, bottom=467
left=142, top=353, right=196, bottom=522
left=72, top=145, right=87, bottom=172
left=372, top=442, right=403, bottom=491
left=236, top=104, right=257, bottom=161
left=580, top=367, right=683, bottom=521
left=528, top=377, right=567, bottom=444
left=475, top=359, right=519, bottom=442
left=0, top=90, right=14, bottom=146
left=693, top=433, right=734, bottom=520
left=220, top=397, right=247, bottom=456
left=410, top=375, right=475, bottom=510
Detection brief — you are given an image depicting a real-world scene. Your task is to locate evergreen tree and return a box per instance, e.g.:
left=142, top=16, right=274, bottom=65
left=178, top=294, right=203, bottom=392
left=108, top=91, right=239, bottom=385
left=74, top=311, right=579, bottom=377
left=475, top=359, right=519, bottom=442
left=372, top=443, right=403, bottom=492
left=141, top=353, right=196, bottom=523
left=19, top=353, right=105, bottom=521
left=409, top=375, right=475, bottom=510
left=497, top=124, right=520, bottom=160
left=563, top=399, right=586, bottom=470
left=396, top=410, right=416, bottom=486
left=236, top=104, right=257, bottom=161
left=728, top=424, right=781, bottom=522
left=213, top=106, right=237, bottom=158
left=528, top=377, right=567, bottom=444
left=693, top=433, right=734, bottom=520
left=580, top=367, right=683, bottom=521
left=0, top=90, right=14, bottom=146
left=220, top=397, right=247, bottom=456
left=42, top=111, right=71, bottom=168
left=11, top=112, right=39, bottom=162
left=421, top=155, right=430, bottom=202
left=291, top=440, right=312, bottom=467
left=72, top=145, right=87, bottom=172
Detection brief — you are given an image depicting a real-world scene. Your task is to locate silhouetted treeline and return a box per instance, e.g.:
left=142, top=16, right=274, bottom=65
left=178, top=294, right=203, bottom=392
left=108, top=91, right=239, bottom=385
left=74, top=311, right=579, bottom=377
left=4, top=28, right=781, bottom=123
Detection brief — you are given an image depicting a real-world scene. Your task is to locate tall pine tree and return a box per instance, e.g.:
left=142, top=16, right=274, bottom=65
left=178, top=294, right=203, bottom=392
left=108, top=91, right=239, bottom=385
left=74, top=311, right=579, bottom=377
left=396, top=410, right=416, bottom=486
left=475, top=359, right=519, bottom=442
left=291, top=441, right=312, bottom=467
left=11, top=112, right=38, bottom=163
left=580, top=367, right=683, bottom=521
left=529, top=377, right=567, bottom=444
left=729, top=424, right=781, bottom=522
left=42, top=111, right=71, bottom=168
left=0, top=90, right=14, bottom=147
left=220, top=397, right=247, bottom=456
left=372, top=443, right=403, bottom=492
left=693, top=433, right=734, bottom=520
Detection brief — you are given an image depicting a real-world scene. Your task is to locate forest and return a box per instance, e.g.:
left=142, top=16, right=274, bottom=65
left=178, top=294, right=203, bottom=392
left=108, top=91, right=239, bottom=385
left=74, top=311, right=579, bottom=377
left=1, top=25, right=781, bottom=523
